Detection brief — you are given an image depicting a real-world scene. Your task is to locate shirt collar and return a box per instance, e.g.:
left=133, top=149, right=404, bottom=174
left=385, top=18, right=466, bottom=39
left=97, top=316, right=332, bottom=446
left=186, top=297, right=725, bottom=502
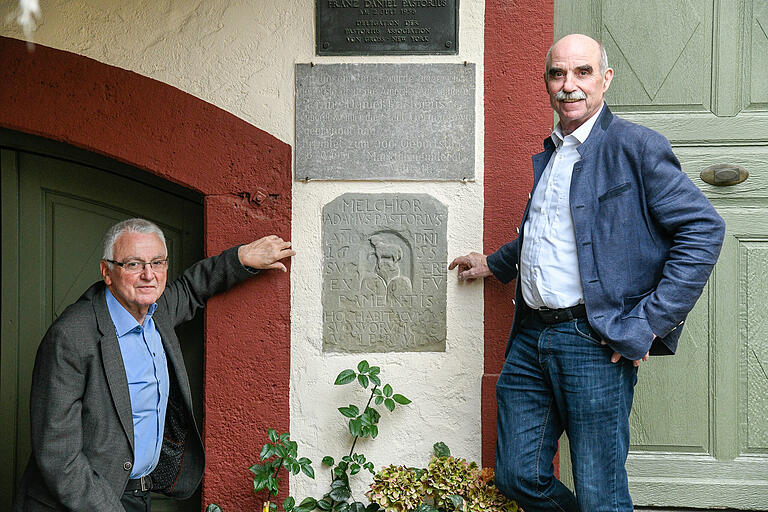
left=551, top=103, right=605, bottom=147
left=105, top=287, right=157, bottom=336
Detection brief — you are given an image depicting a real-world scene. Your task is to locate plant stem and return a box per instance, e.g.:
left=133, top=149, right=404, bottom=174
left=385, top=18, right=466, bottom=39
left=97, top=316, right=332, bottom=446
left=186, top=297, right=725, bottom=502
left=348, top=386, right=377, bottom=458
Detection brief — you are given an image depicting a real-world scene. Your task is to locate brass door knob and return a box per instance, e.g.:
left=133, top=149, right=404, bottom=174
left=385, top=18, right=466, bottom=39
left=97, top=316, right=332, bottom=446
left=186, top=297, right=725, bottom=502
left=700, top=164, right=748, bottom=186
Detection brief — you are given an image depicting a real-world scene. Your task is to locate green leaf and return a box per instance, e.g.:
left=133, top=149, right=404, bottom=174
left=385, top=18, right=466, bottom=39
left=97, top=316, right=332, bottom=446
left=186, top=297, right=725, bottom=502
left=374, top=396, right=384, bottom=405
left=365, top=407, right=381, bottom=423
left=297, top=457, right=311, bottom=465
left=253, top=474, right=269, bottom=492
left=357, top=374, right=369, bottom=389
left=352, top=453, right=365, bottom=464
left=369, top=374, right=381, bottom=386
left=392, top=394, right=411, bottom=405
left=329, top=485, right=351, bottom=502
left=369, top=425, right=379, bottom=439
left=338, top=405, right=359, bottom=418
left=335, top=369, right=356, bottom=385
left=350, top=502, right=366, bottom=512
left=384, top=398, right=395, bottom=412
left=270, top=503, right=278, bottom=511
left=286, top=440, right=299, bottom=457
left=250, top=463, right=266, bottom=476
left=301, top=463, right=315, bottom=479
left=447, top=495, right=464, bottom=510
left=275, top=444, right=288, bottom=458
left=368, top=366, right=380, bottom=375
left=433, top=442, right=451, bottom=458
left=383, top=384, right=393, bottom=397
left=357, top=360, right=370, bottom=373
left=206, top=505, right=223, bottom=512
left=268, top=428, right=279, bottom=442
left=322, top=456, right=335, bottom=466
left=280, top=433, right=291, bottom=443
left=342, top=455, right=352, bottom=462
left=337, top=461, right=349, bottom=472
left=299, top=498, right=318, bottom=509
left=365, top=504, right=381, bottom=512
left=350, top=463, right=361, bottom=475
left=284, top=497, right=296, bottom=512
left=335, top=503, right=350, bottom=512
left=317, top=499, right=333, bottom=511
left=364, top=462, right=375, bottom=474
left=348, top=418, right=363, bottom=437
left=415, top=505, right=440, bottom=512
left=330, top=478, right=348, bottom=489
left=260, top=444, right=274, bottom=461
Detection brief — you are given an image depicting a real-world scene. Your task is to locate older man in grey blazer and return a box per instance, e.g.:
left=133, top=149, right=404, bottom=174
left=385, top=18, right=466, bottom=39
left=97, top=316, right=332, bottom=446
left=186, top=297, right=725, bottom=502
left=15, top=218, right=295, bottom=512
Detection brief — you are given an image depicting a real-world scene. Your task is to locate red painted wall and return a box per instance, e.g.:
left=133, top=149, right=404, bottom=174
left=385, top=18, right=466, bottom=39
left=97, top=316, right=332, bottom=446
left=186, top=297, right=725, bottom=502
left=482, top=1, right=554, bottom=468
left=0, top=36, right=291, bottom=510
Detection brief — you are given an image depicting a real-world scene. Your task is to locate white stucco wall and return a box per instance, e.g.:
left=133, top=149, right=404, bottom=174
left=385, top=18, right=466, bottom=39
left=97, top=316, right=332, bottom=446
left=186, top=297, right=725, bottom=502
left=1, top=0, right=486, bottom=501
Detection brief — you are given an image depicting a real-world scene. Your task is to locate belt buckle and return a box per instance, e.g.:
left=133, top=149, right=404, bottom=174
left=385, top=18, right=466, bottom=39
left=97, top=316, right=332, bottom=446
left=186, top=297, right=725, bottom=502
left=140, top=475, right=150, bottom=492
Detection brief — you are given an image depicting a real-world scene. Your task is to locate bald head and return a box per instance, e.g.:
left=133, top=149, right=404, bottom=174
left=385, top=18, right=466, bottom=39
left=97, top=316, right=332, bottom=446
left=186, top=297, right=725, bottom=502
left=543, top=33, right=614, bottom=135
left=546, top=34, right=608, bottom=75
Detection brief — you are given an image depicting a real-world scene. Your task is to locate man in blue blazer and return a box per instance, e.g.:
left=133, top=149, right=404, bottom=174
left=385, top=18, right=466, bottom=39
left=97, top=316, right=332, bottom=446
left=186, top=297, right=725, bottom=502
left=450, top=34, right=725, bottom=511
left=15, top=218, right=294, bottom=511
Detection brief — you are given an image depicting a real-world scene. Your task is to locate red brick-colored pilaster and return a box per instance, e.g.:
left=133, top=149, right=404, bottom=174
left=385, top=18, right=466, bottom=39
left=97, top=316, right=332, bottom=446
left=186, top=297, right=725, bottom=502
left=483, top=1, right=554, bottom=468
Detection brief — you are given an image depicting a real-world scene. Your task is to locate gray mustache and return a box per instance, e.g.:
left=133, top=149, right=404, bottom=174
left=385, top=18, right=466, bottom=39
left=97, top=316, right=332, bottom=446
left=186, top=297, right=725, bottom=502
left=555, top=90, right=587, bottom=101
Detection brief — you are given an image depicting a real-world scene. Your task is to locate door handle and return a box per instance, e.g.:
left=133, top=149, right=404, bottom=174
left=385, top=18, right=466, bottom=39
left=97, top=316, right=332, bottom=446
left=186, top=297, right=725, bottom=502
left=700, top=164, right=748, bottom=186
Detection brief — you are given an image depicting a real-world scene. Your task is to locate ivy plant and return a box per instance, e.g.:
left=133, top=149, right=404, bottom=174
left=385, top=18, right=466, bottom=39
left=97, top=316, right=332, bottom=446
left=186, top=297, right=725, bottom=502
left=207, top=360, right=410, bottom=512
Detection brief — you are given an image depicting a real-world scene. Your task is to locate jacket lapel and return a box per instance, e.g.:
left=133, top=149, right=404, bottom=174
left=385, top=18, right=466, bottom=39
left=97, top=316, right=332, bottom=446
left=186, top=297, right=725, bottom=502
left=570, top=104, right=614, bottom=202
left=154, top=312, right=194, bottom=413
left=576, top=104, right=613, bottom=160
left=532, top=137, right=556, bottom=191
left=94, top=288, right=135, bottom=451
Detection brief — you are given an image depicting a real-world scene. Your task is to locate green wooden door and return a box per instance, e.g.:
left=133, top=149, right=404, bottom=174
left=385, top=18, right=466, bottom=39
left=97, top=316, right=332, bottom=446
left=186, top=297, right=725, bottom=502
left=0, top=131, right=204, bottom=511
left=555, top=0, right=768, bottom=508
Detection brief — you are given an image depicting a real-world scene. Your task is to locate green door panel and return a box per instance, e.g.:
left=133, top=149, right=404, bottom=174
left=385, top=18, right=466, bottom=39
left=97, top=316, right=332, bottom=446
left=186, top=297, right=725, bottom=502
left=555, top=0, right=768, bottom=508
left=1, top=134, right=203, bottom=511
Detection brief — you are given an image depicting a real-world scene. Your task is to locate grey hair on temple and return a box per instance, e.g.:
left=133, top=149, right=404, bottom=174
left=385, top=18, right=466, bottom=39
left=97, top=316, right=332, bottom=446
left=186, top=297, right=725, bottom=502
left=102, top=218, right=167, bottom=264
left=545, top=39, right=609, bottom=75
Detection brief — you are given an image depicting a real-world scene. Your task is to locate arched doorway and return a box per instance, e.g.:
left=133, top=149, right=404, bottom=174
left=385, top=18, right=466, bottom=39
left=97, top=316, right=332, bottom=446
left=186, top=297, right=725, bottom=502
left=1, top=128, right=205, bottom=510
left=0, top=36, right=292, bottom=510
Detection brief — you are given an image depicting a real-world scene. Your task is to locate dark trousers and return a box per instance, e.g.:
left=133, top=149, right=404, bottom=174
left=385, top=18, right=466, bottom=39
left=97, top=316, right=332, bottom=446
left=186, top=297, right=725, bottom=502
left=494, top=316, right=638, bottom=512
left=121, top=490, right=151, bottom=512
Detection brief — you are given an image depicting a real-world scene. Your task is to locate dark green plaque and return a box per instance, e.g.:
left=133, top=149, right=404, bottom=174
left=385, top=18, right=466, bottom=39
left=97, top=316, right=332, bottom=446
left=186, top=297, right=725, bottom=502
left=316, top=0, right=459, bottom=55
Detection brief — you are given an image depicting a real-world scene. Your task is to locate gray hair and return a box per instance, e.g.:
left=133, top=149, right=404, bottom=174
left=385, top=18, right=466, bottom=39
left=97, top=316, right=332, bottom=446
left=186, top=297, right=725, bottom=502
left=545, top=39, right=609, bottom=75
left=102, top=218, right=167, bottom=266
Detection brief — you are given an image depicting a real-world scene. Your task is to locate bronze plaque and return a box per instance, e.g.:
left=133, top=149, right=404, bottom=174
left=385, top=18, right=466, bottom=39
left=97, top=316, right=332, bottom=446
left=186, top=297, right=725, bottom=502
left=316, top=0, right=459, bottom=55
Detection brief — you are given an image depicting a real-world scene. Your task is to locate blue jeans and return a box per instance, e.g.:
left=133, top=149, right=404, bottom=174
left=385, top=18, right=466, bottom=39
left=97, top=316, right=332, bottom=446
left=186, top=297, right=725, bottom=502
left=495, top=316, right=638, bottom=512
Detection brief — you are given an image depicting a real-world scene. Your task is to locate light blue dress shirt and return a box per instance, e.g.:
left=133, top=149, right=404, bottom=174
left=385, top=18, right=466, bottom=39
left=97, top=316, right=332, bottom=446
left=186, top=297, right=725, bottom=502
left=106, top=288, right=169, bottom=478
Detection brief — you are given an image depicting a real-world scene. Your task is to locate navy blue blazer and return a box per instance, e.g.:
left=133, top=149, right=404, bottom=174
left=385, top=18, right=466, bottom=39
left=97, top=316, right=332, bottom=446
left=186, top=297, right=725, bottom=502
left=487, top=105, right=725, bottom=360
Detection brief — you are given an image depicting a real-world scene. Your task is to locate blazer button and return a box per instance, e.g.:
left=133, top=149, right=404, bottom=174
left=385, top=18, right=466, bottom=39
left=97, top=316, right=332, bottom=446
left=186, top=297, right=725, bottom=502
left=124, top=461, right=132, bottom=471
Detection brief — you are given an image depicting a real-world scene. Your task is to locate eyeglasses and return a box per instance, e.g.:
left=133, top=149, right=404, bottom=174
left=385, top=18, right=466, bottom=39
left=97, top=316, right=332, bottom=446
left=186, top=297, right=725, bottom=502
left=106, top=259, right=168, bottom=274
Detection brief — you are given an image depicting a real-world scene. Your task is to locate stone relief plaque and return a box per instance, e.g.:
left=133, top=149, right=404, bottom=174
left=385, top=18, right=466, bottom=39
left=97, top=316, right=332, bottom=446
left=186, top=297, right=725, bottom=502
left=322, top=193, right=447, bottom=352
left=315, top=0, right=459, bottom=55
left=295, top=63, right=475, bottom=181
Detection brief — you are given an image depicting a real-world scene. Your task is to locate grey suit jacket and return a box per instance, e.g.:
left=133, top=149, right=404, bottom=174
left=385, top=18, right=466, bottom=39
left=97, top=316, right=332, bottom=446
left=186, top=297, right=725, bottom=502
left=15, top=246, right=256, bottom=511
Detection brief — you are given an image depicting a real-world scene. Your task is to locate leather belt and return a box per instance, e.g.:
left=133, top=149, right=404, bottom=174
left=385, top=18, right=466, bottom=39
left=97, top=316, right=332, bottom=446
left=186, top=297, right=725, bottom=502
left=532, top=304, right=587, bottom=324
left=125, top=475, right=152, bottom=492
